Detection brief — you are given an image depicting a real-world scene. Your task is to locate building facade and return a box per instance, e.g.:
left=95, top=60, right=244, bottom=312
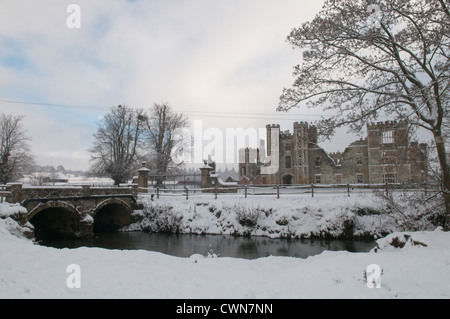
left=238, top=121, right=428, bottom=185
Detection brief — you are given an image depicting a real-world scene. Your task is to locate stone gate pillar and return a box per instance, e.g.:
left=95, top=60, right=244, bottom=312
left=137, top=166, right=150, bottom=193
left=7, top=183, right=23, bottom=203
left=200, top=163, right=214, bottom=188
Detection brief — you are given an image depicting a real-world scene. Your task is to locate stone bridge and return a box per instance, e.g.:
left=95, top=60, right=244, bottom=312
left=6, top=183, right=141, bottom=239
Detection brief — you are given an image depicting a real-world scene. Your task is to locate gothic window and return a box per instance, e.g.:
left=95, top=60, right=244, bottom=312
left=335, top=174, right=342, bottom=184
left=383, top=173, right=398, bottom=184
left=297, top=132, right=304, bottom=148
left=297, top=151, right=303, bottom=165
left=315, top=156, right=321, bottom=167
left=284, top=143, right=291, bottom=151
left=285, top=156, right=292, bottom=169
left=382, top=130, right=394, bottom=144
left=315, top=175, right=321, bottom=184
left=356, top=154, right=363, bottom=166
left=357, top=174, right=363, bottom=184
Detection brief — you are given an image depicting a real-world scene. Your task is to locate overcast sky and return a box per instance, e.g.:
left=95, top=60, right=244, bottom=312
left=1, top=0, right=429, bottom=172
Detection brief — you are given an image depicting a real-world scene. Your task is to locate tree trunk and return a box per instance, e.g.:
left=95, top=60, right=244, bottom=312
left=434, top=132, right=450, bottom=230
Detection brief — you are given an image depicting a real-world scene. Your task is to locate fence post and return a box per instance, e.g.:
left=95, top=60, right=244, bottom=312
left=276, top=184, right=280, bottom=199
left=385, top=183, right=389, bottom=197
left=311, top=183, right=314, bottom=197
left=347, top=183, right=350, bottom=197
left=214, top=186, right=218, bottom=199
left=157, top=187, right=160, bottom=199
left=244, top=185, right=247, bottom=199
left=185, top=187, right=189, bottom=200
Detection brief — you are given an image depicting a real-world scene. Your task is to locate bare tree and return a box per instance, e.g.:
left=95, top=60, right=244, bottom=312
left=278, top=0, right=450, bottom=228
left=144, top=103, right=189, bottom=186
left=0, top=113, right=34, bottom=184
left=89, top=105, right=146, bottom=185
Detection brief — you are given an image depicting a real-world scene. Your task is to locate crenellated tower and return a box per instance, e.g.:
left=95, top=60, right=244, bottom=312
left=367, top=120, right=410, bottom=183
left=292, top=122, right=315, bottom=183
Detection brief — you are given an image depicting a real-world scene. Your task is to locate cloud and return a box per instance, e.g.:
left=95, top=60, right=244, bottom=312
left=0, top=0, right=327, bottom=170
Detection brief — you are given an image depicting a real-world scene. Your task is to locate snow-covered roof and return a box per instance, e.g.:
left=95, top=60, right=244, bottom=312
left=217, top=178, right=237, bottom=186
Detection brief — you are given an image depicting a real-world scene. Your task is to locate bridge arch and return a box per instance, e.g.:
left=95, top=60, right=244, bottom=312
left=27, top=201, right=83, bottom=240
left=92, top=198, right=132, bottom=232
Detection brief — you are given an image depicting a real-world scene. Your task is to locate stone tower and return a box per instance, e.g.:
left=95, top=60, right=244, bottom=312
left=367, top=121, right=410, bottom=184
left=292, top=122, right=317, bottom=184
left=265, top=124, right=280, bottom=157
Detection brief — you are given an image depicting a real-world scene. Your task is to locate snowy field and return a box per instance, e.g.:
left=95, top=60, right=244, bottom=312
left=1, top=198, right=450, bottom=299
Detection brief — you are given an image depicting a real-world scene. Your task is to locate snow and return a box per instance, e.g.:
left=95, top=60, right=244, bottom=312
left=126, top=192, right=407, bottom=238
left=216, top=177, right=237, bottom=186
left=0, top=201, right=449, bottom=299
left=81, top=214, right=94, bottom=224
left=0, top=202, right=27, bottom=218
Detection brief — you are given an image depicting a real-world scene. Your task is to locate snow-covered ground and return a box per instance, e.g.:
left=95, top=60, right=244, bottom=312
left=1, top=200, right=449, bottom=299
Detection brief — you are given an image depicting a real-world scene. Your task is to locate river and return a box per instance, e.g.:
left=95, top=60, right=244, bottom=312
left=38, top=231, right=376, bottom=259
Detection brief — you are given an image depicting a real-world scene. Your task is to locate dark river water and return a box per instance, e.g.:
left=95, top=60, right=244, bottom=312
left=38, top=232, right=376, bottom=259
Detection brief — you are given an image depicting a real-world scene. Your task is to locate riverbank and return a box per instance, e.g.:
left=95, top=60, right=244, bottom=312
left=125, top=192, right=439, bottom=239
left=0, top=208, right=449, bottom=298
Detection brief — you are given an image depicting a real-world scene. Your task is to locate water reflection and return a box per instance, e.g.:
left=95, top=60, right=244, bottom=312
left=38, top=232, right=375, bottom=259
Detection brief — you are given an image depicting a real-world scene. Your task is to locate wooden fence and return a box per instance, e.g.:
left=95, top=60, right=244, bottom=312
left=0, top=182, right=438, bottom=203
left=138, top=183, right=437, bottom=200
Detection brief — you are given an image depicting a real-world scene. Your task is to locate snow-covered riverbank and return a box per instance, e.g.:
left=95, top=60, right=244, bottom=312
left=1, top=201, right=449, bottom=299
left=126, top=192, right=435, bottom=239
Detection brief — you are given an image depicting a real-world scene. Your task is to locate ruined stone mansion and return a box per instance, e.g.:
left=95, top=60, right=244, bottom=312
left=238, top=121, right=428, bottom=185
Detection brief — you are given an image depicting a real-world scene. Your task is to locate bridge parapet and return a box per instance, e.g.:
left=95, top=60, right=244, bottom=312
left=6, top=183, right=138, bottom=204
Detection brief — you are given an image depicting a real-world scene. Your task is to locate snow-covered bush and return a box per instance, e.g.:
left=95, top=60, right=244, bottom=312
left=126, top=202, right=183, bottom=233
left=0, top=203, right=33, bottom=239
left=373, top=231, right=431, bottom=252
left=373, top=188, right=446, bottom=232
left=234, top=203, right=262, bottom=228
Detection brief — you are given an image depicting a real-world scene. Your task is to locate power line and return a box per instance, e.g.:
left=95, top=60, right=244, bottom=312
left=0, top=98, right=333, bottom=119
left=0, top=98, right=110, bottom=111
left=0, top=97, right=397, bottom=121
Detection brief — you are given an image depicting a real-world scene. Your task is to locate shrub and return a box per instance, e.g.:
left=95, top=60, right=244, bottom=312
left=234, top=203, right=261, bottom=228
left=143, top=204, right=183, bottom=233
left=275, top=217, right=289, bottom=226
